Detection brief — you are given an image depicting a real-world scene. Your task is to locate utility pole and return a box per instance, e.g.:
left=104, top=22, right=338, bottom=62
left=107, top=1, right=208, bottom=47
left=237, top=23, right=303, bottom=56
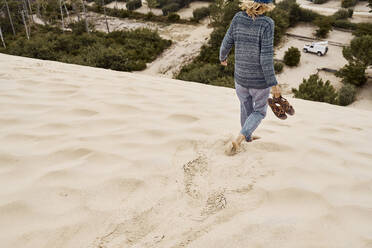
left=102, top=0, right=110, bottom=33
left=36, top=0, right=41, bottom=17
left=21, top=10, right=30, bottom=39
left=59, top=0, right=64, bottom=31
left=81, top=0, right=89, bottom=33
left=72, top=2, right=81, bottom=22
left=0, top=26, right=6, bottom=48
left=26, top=0, right=33, bottom=22
left=21, top=0, right=31, bottom=37
left=4, top=0, right=16, bottom=35
left=63, top=1, right=70, bottom=23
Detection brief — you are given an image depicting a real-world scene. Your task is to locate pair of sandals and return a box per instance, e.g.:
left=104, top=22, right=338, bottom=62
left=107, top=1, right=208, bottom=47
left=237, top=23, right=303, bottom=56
left=268, top=95, right=295, bottom=120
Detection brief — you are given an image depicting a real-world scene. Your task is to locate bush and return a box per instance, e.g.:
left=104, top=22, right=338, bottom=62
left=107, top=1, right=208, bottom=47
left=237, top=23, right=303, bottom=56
left=145, top=11, right=155, bottom=20
left=299, top=8, right=320, bottom=22
left=210, top=76, right=235, bottom=88
left=347, top=8, right=354, bottom=18
left=288, top=2, right=302, bottom=27
left=126, top=0, right=142, bottom=11
left=267, top=8, right=290, bottom=46
left=336, top=62, right=367, bottom=86
left=333, top=8, right=350, bottom=20
left=274, top=61, right=284, bottom=73
left=338, top=83, right=357, bottom=106
left=167, top=13, right=180, bottom=21
left=68, top=20, right=96, bottom=34
left=353, top=23, right=372, bottom=37
left=283, top=47, right=301, bottom=67
left=341, top=0, right=358, bottom=8
left=313, top=0, right=328, bottom=4
left=162, top=3, right=180, bottom=16
left=314, top=16, right=333, bottom=38
left=342, top=35, right=372, bottom=66
left=193, top=7, right=211, bottom=22
left=2, top=27, right=171, bottom=72
left=88, top=3, right=189, bottom=24
left=333, top=19, right=357, bottom=30
left=292, top=74, right=338, bottom=104
left=176, top=63, right=221, bottom=84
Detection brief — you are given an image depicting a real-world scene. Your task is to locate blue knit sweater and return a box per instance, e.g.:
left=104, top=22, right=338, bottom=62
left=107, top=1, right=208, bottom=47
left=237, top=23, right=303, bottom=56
left=219, top=11, right=278, bottom=89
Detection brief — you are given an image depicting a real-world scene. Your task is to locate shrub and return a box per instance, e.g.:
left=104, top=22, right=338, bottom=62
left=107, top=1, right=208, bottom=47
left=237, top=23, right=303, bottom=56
left=68, top=20, right=96, bottom=34
left=299, top=8, right=320, bottom=22
left=313, top=0, right=328, bottom=4
left=333, top=8, right=350, bottom=20
left=274, top=61, right=284, bottom=73
left=353, top=23, right=372, bottom=37
left=333, top=19, right=357, bottom=30
left=338, top=83, right=357, bottom=106
left=210, top=76, right=235, bottom=88
left=88, top=3, right=189, bottom=24
left=145, top=11, right=155, bottom=20
left=292, top=74, right=338, bottom=104
left=314, top=16, right=333, bottom=38
left=335, top=62, right=367, bottom=86
left=167, top=13, right=180, bottom=21
left=193, top=7, right=211, bottom=22
left=283, top=47, right=301, bottom=67
left=176, top=63, right=221, bottom=84
left=267, top=8, right=290, bottom=46
left=342, top=35, right=372, bottom=66
left=341, top=0, right=358, bottom=8
left=347, top=8, right=354, bottom=18
left=288, top=2, right=302, bottom=27
left=162, top=3, right=180, bottom=16
left=126, top=0, right=142, bottom=11
left=2, top=27, right=171, bottom=72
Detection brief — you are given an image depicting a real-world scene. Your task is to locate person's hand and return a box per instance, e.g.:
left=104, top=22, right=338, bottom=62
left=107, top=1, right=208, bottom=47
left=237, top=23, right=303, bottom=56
left=272, top=85, right=281, bottom=98
left=221, top=60, right=227, bottom=66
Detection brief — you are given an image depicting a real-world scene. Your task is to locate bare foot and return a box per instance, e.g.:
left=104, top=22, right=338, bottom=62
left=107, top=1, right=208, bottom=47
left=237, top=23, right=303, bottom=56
left=225, top=141, right=239, bottom=156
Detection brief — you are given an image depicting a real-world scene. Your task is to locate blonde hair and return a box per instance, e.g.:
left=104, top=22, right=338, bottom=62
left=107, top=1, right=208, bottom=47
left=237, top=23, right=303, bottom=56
left=239, top=0, right=275, bottom=19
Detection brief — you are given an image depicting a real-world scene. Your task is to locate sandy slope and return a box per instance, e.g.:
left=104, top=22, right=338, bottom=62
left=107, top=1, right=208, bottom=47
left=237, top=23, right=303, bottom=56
left=1, top=53, right=372, bottom=248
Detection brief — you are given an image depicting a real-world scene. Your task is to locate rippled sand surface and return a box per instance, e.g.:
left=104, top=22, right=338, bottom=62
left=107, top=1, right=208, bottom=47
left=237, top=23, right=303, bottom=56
left=1, top=54, right=372, bottom=248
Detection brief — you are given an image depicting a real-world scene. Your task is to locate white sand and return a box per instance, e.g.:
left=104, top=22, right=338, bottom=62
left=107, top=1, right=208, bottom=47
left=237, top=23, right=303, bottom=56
left=1, top=53, right=372, bottom=247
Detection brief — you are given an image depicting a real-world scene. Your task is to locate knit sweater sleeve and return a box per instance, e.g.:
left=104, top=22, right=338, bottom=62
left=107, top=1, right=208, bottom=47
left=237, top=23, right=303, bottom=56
left=260, top=21, right=278, bottom=87
left=219, top=19, right=235, bottom=62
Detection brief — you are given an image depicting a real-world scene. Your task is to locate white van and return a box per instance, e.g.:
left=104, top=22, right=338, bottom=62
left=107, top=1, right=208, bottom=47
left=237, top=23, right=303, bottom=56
left=303, top=41, right=328, bottom=56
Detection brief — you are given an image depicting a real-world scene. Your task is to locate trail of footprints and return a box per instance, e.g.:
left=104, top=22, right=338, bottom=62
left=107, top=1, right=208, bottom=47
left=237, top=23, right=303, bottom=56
left=181, top=138, right=279, bottom=218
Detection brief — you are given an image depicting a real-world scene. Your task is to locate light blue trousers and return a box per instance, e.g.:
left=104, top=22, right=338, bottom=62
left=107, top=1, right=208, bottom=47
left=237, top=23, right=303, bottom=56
left=235, top=82, right=270, bottom=141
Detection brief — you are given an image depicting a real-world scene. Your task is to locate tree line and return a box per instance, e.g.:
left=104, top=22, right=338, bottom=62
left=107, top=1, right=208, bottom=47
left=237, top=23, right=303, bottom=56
left=0, top=0, right=172, bottom=71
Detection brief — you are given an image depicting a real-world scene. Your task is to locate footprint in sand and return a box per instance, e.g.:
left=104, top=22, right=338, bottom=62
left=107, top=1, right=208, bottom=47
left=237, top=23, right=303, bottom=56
left=183, top=155, right=208, bottom=199
left=201, top=191, right=227, bottom=216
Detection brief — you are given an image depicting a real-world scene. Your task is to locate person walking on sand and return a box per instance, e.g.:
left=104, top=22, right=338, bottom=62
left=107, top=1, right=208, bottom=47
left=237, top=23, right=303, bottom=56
left=220, top=0, right=281, bottom=154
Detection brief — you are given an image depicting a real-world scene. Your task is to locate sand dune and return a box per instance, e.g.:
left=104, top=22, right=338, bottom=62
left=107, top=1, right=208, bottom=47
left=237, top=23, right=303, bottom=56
left=1, top=53, right=372, bottom=248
